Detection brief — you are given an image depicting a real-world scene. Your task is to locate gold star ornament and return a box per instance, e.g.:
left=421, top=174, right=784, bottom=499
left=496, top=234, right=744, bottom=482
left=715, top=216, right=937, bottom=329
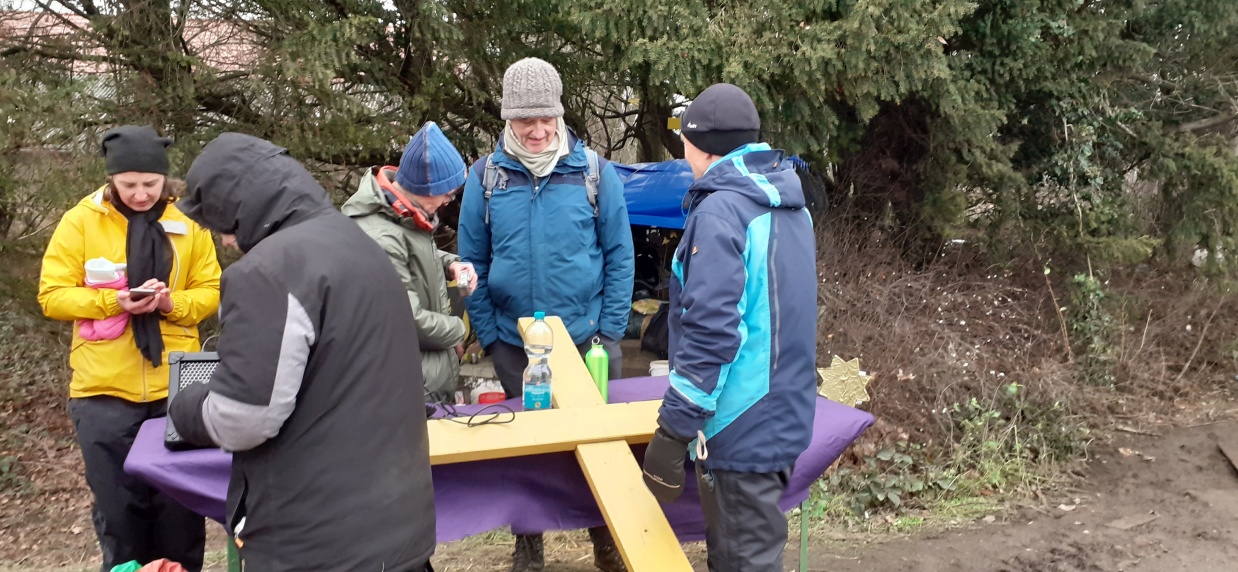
left=817, top=355, right=871, bottom=406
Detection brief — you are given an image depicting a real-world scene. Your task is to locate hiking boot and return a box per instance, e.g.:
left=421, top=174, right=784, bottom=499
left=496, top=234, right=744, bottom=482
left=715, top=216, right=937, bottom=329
left=509, top=533, right=545, bottom=572
left=588, top=526, right=627, bottom=572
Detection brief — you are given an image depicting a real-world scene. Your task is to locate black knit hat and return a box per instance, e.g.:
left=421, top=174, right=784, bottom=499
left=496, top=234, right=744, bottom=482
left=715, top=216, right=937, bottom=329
left=101, top=125, right=172, bottom=175
left=681, top=83, right=761, bottom=156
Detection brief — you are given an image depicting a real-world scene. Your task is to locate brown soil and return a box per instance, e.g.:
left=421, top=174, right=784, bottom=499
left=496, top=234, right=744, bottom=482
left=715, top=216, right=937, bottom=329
left=808, top=418, right=1238, bottom=572
left=4, top=418, right=1238, bottom=571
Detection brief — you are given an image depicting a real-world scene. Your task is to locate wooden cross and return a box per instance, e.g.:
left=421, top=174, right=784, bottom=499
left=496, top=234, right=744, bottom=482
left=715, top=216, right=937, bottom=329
left=426, top=315, right=693, bottom=570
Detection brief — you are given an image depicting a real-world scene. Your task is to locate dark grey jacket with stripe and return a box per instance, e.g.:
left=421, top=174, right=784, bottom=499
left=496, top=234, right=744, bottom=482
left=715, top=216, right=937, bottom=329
left=170, top=134, right=436, bottom=571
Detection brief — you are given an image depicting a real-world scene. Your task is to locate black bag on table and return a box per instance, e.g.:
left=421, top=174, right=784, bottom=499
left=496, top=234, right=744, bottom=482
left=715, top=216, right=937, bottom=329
left=164, top=350, right=220, bottom=451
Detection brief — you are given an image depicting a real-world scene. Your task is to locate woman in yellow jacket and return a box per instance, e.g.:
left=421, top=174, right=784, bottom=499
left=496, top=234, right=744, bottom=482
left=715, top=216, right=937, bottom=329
left=37, top=126, right=221, bottom=572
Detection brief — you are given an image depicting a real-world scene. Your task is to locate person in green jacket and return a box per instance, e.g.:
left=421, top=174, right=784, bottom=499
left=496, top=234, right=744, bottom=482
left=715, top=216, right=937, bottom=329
left=342, top=121, right=476, bottom=401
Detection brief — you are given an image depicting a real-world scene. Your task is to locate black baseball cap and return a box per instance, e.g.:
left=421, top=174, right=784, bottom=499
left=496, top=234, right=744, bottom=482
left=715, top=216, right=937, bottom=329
left=681, top=83, right=760, bottom=156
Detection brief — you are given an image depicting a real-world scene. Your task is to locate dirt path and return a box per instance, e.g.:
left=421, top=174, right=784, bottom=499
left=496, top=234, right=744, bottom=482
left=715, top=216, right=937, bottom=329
left=805, top=419, right=1238, bottom=572
left=5, top=419, right=1237, bottom=571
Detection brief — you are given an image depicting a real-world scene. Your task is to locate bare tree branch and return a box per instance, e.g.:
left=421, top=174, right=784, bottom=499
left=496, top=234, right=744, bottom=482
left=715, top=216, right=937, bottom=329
left=24, top=2, right=94, bottom=41
left=597, top=108, right=641, bottom=120
left=0, top=43, right=124, bottom=66
left=1175, top=112, right=1238, bottom=133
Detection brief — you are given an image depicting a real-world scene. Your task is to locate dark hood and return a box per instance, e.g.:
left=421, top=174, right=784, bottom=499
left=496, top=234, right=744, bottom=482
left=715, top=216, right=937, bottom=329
left=686, top=145, right=807, bottom=213
left=178, top=133, right=334, bottom=252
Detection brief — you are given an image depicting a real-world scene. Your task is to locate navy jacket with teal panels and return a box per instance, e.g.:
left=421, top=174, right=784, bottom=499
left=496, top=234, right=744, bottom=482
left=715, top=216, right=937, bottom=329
left=459, top=133, right=634, bottom=348
left=660, top=143, right=818, bottom=473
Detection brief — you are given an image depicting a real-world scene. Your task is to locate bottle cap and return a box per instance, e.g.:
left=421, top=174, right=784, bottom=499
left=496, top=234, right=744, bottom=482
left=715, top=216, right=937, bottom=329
left=533, top=311, right=545, bottom=320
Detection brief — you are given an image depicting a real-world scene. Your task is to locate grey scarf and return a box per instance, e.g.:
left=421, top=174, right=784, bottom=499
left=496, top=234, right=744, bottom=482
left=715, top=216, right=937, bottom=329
left=502, top=118, right=570, bottom=179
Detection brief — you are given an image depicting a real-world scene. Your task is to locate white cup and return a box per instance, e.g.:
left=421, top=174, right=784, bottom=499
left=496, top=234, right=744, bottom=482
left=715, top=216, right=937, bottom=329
left=84, top=258, right=123, bottom=283
left=649, top=360, right=669, bottom=377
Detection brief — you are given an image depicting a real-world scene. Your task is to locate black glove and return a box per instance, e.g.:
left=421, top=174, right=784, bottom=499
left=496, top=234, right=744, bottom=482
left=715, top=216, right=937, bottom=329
left=167, top=379, right=214, bottom=447
left=642, top=427, right=692, bottom=503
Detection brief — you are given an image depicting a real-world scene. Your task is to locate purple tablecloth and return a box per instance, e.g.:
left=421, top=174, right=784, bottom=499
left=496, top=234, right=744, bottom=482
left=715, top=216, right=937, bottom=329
left=125, top=376, right=873, bottom=542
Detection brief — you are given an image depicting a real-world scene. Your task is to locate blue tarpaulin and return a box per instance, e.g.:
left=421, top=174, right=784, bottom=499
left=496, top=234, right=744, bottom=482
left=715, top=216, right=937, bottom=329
left=614, top=159, right=695, bottom=230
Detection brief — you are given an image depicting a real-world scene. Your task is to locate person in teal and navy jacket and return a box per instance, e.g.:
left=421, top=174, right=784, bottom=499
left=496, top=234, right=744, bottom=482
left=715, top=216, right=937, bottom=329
left=457, top=56, right=634, bottom=572
left=641, top=83, right=819, bottom=572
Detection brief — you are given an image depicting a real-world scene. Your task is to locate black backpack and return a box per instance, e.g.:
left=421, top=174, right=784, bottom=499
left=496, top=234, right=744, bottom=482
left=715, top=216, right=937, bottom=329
left=640, top=301, right=670, bottom=360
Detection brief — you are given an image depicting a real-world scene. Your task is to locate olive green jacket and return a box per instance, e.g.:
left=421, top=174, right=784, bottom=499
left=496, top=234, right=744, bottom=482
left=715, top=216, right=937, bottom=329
left=342, top=168, right=464, bottom=397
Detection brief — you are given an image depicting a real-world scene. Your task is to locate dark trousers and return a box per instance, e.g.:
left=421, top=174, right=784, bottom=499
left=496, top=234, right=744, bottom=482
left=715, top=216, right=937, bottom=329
left=488, top=335, right=624, bottom=398
left=696, top=463, right=793, bottom=572
left=68, top=396, right=206, bottom=572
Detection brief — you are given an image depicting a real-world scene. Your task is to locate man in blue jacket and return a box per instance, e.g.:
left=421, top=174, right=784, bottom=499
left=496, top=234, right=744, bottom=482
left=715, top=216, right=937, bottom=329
left=641, top=83, right=819, bottom=572
left=457, top=57, right=634, bottom=572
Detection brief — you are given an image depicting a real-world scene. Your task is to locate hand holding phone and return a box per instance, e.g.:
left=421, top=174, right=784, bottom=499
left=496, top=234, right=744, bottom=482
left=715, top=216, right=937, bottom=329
left=117, top=287, right=160, bottom=314
left=128, top=288, right=157, bottom=301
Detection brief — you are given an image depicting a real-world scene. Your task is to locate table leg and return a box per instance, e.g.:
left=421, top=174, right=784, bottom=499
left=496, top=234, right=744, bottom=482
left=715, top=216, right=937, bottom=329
left=800, top=501, right=808, bottom=572
left=227, top=538, right=241, bottom=572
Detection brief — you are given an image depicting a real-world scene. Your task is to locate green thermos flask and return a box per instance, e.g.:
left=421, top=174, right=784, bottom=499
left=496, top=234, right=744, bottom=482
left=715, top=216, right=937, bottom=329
left=585, top=336, right=609, bottom=401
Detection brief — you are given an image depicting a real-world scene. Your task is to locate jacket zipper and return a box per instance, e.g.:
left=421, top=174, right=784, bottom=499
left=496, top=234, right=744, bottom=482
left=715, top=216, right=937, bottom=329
left=529, top=172, right=539, bottom=311
left=769, top=216, right=781, bottom=370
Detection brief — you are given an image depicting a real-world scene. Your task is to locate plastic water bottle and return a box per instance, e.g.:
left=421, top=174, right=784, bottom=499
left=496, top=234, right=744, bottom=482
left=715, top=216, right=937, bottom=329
left=522, top=311, right=553, bottom=410
left=585, top=336, right=609, bottom=401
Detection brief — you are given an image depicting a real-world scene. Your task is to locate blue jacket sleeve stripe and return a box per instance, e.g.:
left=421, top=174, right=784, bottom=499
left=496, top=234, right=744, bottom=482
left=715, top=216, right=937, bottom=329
left=701, top=213, right=774, bottom=442
left=658, top=211, right=747, bottom=440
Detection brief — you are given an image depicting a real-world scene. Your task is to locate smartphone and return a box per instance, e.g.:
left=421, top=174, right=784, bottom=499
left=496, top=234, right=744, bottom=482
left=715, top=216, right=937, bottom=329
left=128, top=288, right=157, bottom=301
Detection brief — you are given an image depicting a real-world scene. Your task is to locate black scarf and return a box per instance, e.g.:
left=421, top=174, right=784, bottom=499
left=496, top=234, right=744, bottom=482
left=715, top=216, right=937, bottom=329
left=113, top=195, right=173, bottom=367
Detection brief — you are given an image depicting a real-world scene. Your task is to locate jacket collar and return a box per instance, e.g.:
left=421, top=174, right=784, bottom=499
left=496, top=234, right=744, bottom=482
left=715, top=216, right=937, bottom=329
left=374, top=167, right=438, bottom=233
left=82, top=185, right=190, bottom=226
left=704, top=143, right=773, bottom=175
left=339, top=167, right=441, bottom=234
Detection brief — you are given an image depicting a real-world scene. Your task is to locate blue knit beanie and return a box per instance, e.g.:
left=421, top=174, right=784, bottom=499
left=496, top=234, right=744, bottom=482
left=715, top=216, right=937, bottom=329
left=396, top=122, right=467, bottom=196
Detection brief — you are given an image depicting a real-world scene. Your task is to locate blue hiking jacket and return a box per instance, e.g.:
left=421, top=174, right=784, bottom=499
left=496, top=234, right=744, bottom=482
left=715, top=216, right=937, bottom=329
left=458, top=133, right=635, bottom=348
left=658, top=143, right=819, bottom=473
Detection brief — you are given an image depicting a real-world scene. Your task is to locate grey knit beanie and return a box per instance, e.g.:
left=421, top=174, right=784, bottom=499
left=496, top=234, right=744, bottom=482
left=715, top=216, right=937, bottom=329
left=501, top=58, right=564, bottom=120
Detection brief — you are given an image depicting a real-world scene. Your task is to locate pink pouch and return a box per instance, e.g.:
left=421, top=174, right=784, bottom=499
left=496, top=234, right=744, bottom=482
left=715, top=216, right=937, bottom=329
left=137, top=559, right=187, bottom=572
left=78, top=276, right=130, bottom=341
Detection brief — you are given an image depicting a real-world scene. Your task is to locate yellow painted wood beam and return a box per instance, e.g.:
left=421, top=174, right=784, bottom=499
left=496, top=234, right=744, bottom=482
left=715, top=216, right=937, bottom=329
left=576, top=441, right=693, bottom=571
left=428, top=401, right=659, bottom=465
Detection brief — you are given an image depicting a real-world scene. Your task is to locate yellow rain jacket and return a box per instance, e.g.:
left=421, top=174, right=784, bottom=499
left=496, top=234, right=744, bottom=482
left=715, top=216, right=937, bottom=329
left=38, top=188, right=222, bottom=402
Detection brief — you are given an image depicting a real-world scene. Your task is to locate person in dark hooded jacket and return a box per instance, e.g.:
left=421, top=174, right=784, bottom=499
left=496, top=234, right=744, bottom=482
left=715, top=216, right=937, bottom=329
left=167, top=133, right=436, bottom=572
left=641, top=84, right=818, bottom=572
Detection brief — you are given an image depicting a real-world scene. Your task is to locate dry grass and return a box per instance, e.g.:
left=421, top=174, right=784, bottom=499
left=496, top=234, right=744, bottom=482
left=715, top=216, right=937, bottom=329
left=816, top=214, right=1238, bottom=462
